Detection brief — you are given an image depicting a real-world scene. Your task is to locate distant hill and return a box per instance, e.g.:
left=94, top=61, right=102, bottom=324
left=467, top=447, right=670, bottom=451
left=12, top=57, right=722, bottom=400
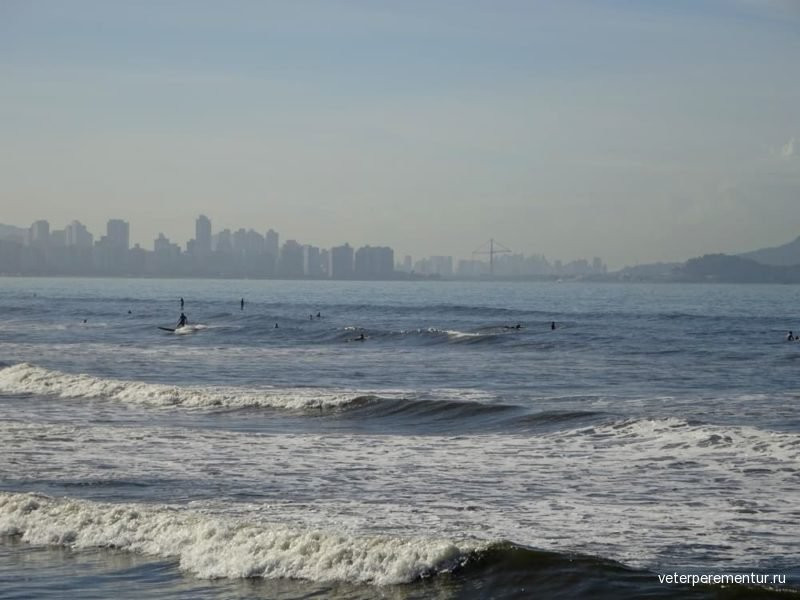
left=613, top=262, right=681, bottom=281
left=740, top=236, right=800, bottom=266
left=676, top=253, right=800, bottom=283
left=0, top=224, right=25, bottom=242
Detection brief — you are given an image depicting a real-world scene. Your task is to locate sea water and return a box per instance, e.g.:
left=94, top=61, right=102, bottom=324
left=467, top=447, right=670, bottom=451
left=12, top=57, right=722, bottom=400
left=0, top=278, right=798, bottom=599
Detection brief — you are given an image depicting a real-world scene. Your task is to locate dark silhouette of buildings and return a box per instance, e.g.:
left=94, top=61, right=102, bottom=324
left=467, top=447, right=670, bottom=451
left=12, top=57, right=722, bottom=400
left=330, top=243, right=354, bottom=279
left=354, top=245, right=394, bottom=279
left=0, top=214, right=608, bottom=280
left=195, top=215, right=212, bottom=257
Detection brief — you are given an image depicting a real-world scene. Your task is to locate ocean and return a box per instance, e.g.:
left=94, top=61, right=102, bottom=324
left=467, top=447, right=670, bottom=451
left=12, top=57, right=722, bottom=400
left=0, top=277, right=798, bottom=599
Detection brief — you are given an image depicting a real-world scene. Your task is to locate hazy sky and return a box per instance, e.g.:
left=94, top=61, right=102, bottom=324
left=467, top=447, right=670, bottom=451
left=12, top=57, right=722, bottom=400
left=1, top=0, right=799, bottom=267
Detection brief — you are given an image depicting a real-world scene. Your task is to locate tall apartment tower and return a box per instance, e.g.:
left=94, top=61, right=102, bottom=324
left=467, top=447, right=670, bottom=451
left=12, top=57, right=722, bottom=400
left=330, top=243, right=354, bottom=279
left=106, top=219, right=130, bottom=250
left=65, top=220, right=93, bottom=247
left=265, top=229, right=279, bottom=257
left=195, top=215, right=212, bottom=256
left=278, top=240, right=304, bottom=277
left=28, top=220, right=50, bottom=248
left=354, top=246, right=394, bottom=279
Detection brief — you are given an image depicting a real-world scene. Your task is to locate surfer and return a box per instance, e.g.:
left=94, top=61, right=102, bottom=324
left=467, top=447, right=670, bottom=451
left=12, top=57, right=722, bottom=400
left=356, top=333, right=365, bottom=341
left=788, top=331, right=795, bottom=341
left=177, top=312, right=188, bottom=328
left=317, top=312, right=321, bottom=319
left=180, top=297, right=184, bottom=309
left=274, top=323, right=279, bottom=328
left=240, top=298, right=245, bottom=310
left=551, top=321, right=556, bottom=330
left=310, top=314, right=314, bottom=320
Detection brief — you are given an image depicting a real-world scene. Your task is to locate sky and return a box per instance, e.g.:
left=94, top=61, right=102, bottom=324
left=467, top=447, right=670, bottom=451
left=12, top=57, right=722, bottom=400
left=1, top=0, right=799, bottom=268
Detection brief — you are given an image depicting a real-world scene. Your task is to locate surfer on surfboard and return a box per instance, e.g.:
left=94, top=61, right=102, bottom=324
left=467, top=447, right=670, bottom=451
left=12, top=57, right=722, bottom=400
left=177, top=312, right=188, bottom=328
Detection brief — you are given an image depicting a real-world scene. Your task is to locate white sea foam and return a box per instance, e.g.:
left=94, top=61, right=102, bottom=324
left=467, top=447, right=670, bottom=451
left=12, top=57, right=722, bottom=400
left=173, top=324, right=208, bottom=334
left=0, top=363, right=369, bottom=411
left=433, top=328, right=482, bottom=339
left=1, top=417, right=798, bottom=571
left=0, top=492, right=479, bottom=584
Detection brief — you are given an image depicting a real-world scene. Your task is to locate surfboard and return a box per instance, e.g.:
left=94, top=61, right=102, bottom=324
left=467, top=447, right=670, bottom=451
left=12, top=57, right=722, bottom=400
left=158, top=327, right=176, bottom=332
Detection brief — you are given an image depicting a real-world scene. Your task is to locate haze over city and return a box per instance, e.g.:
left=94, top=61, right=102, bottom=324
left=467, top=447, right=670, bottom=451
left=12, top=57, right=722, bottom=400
left=2, top=0, right=799, bottom=268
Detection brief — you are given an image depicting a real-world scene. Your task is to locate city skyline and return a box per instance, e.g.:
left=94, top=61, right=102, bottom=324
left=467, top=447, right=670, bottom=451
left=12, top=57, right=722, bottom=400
left=2, top=2, right=799, bottom=269
left=0, top=214, right=607, bottom=279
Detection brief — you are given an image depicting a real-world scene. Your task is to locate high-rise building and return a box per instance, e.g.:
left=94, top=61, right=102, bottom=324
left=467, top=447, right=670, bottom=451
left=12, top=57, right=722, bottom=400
left=265, top=229, right=279, bottom=257
left=304, top=245, right=322, bottom=277
left=319, top=249, right=330, bottom=277
left=215, top=229, right=232, bottom=254
left=65, top=221, right=93, bottom=247
left=154, top=233, right=172, bottom=253
left=28, top=220, right=50, bottom=248
left=244, top=230, right=265, bottom=256
left=354, top=245, right=394, bottom=279
left=195, top=215, right=212, bottom=256
left=330, top=243, right=354, bottom=279
left=106, top=219, right=130, bottom=250
left=153, top=233, right=181, bottom=275
left=278, top=240, right=304, bottom=277
left=49, top=230, right=66, bottom=247
left=232, top=228, right=248, bottom=256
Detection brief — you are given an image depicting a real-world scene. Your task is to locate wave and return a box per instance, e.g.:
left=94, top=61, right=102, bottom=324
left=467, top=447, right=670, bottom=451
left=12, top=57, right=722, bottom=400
left=570, top=416, right=800, bottom=463
left=247, top=302, right=549, bottom=318
left=0, top=363, right=375, bottom=411
left=328, top=326, right=509, bottom=346
left=0, top=492, right=484, bottom=585
left=0, top=364, right=522, bottom=424
left=3, top=493, right=796, bottom=597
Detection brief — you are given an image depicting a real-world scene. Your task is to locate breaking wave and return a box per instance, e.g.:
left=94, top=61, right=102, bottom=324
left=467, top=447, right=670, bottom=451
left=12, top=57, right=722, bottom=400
left=0, top=363, right=374, bottom=411
left=0, top=492, right=484, bottom=585
left=2, top=492, right=796, bottom=597
left=0, top=364, right=525, bottom=425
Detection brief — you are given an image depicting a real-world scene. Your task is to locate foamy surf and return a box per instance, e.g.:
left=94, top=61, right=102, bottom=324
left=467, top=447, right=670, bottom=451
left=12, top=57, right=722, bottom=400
left=0, top=492, right=482, bottom=585
left=0, top=363, right=517, bottom=422
left=174, top=324, right=207, bottom=334
left=0, top=363, right=372, bottom=411
left=2, top=416, right=798, bottom=572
